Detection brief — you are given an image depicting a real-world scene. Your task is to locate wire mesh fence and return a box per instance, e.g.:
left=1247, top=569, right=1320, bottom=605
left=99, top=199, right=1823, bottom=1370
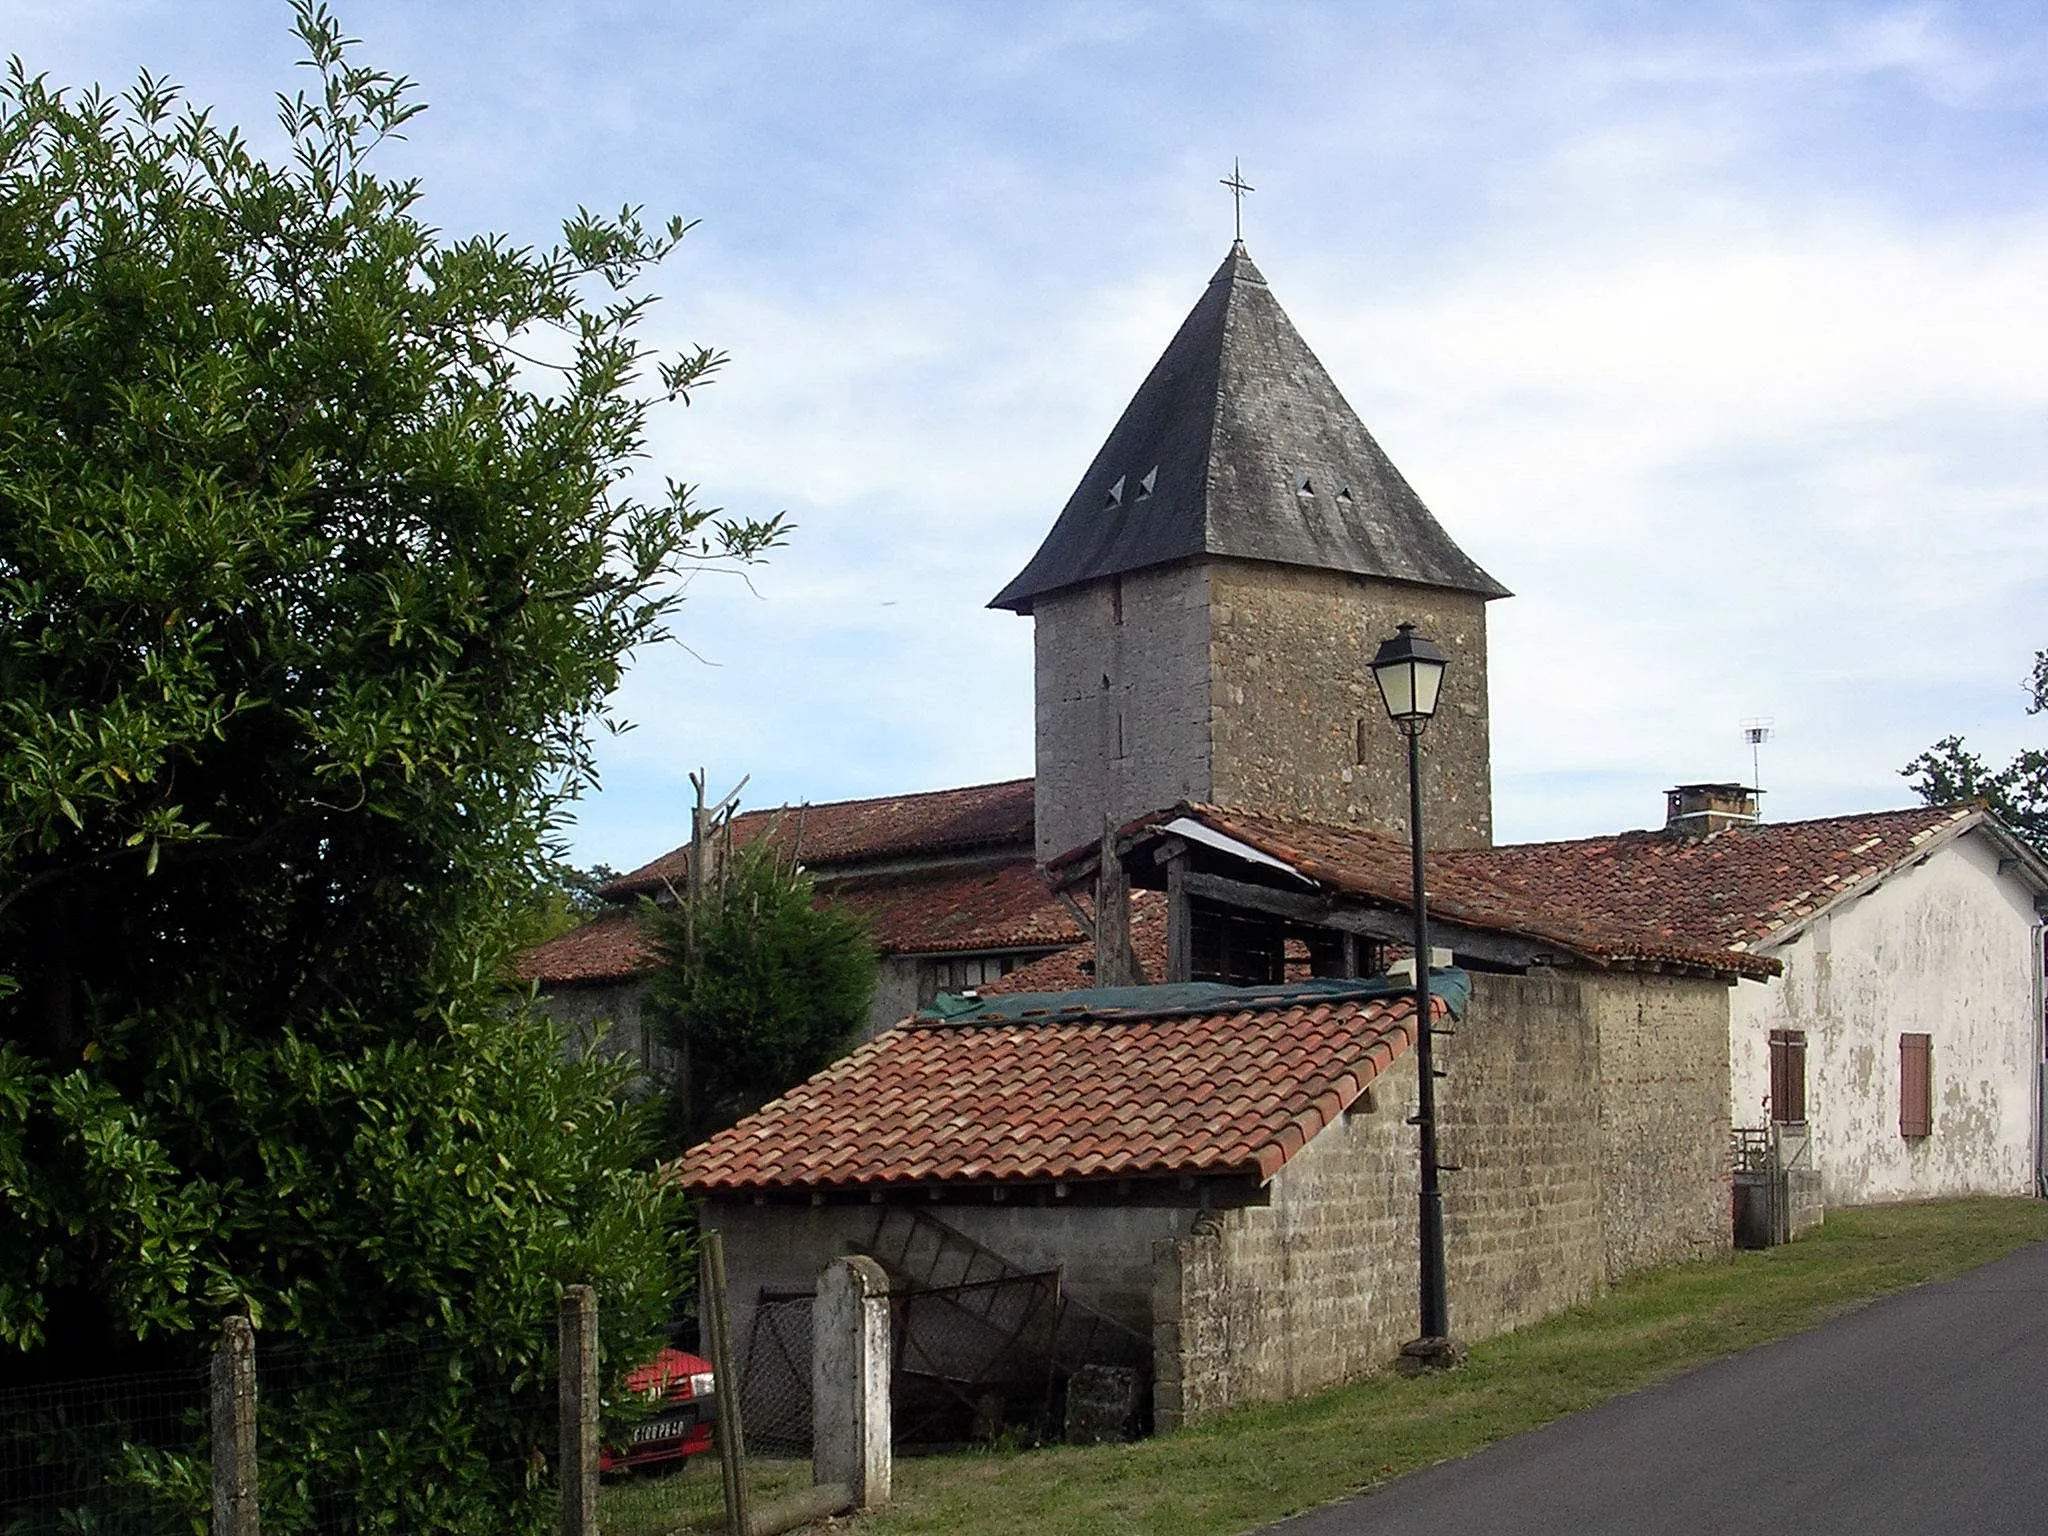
left=2, top=1254, right=874, bottom=1536
left=738, top=1295, right=813, bottom=1458
left=597, top=1290, right=816, bottom=1535
left=0, top=1364, right=211, bottom=1536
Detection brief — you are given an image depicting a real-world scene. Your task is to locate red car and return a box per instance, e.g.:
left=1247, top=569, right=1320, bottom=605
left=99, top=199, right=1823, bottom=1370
left=600, top=1346, right=716, bottom=1473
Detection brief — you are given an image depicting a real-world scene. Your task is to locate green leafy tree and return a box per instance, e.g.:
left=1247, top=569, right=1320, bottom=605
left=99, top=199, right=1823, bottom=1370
left=647, top=837, right=876, bottom=1151
left=0, top=6, right=780, bottom=1528
left=1903, top=649, right=2048, bottom=854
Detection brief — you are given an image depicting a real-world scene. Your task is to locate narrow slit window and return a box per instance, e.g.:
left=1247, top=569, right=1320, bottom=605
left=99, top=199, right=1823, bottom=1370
left=1110, top=576, right=1124, bottom=627
left=1355, top=718, right=1368, bottom=764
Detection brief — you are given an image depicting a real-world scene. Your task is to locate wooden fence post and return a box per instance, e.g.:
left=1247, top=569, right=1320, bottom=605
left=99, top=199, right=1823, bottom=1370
left=559, top=1285, right=599, bottom=1536
left=700, top=1229, right=750, bottom=1536
left=211, top=1315, right=258, bottom=1536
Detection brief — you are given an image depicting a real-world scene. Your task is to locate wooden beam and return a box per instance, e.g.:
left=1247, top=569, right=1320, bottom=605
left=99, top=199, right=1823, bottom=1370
left=1175, top=867, right=1564, bottom=970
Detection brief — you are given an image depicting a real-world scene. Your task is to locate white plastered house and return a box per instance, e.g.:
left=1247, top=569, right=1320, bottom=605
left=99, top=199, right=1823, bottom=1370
left=1469, top=790, right=2048, bottom=1214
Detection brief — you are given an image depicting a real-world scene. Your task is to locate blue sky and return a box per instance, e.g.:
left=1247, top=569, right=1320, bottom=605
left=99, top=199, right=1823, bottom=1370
left=14, top=1, right=2048, bottom=865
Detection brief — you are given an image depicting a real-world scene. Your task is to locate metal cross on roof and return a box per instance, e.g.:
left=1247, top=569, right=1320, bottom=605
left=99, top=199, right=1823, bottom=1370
left=1220, top=159, right=1254, bottom=242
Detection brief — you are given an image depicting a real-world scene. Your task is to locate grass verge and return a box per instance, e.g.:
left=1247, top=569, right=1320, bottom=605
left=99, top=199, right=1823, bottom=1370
left=847, top=1197, right=2048, bottom=1536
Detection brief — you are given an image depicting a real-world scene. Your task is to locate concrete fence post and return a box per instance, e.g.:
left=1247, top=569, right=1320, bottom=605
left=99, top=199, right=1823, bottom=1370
left=812, top=1255, right=891, bottom=1511
left=558, top=1285, right=599, bottom=1536
left=211, top=1315, right=258, bottom=1536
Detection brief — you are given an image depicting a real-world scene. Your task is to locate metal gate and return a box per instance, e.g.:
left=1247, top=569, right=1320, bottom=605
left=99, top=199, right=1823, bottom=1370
left=734, top=1207, right=1150, bottom=1450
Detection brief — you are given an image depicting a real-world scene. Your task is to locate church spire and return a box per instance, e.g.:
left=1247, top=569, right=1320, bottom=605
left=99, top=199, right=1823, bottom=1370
left=990, top=245, right=1507, bottom=614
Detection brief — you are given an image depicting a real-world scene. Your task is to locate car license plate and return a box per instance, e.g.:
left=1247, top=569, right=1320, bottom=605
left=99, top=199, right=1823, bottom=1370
left=631, top=1414, right=693, bottom=1444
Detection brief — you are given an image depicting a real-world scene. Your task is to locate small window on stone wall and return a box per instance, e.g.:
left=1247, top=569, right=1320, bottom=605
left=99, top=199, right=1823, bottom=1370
left=1900, top=1033, right=1933, bottom=1138
left=1768, top=1029, right=1806, bottom=1124
left=1355, top=718, right=1368, bottom=765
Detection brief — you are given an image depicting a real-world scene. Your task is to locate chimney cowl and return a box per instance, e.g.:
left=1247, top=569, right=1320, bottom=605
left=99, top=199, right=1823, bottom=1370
left=1665, top=782, right=1759, bottom=837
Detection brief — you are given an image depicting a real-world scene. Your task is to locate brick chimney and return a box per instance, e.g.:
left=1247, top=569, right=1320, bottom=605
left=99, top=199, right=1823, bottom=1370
left=1665, top=783, right=1758, bottom=837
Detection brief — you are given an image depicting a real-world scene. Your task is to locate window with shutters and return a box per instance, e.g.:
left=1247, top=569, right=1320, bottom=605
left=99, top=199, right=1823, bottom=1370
left=1768, top=1029, right=1807, bottom=1124
left=1900, top=1033, right=1933, bottom=1139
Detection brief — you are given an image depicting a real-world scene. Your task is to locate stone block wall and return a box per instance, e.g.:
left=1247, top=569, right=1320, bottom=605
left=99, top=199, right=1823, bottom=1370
left=1033, top=563, right=1215, bottom=864
left=1031, top=558, right=1495, bottom=862
left=1435, top=974, right=1605, bottom=1341
left=1588, top=972, right=1733, bottom=1277
left=1154, top=969, right=1733, bottom=1428
left=1207, top=562, right=1493, bottom=849
left=1154, top=1054, right=1420, bottom=1429
left=536, top=978, right=675, bottom=1087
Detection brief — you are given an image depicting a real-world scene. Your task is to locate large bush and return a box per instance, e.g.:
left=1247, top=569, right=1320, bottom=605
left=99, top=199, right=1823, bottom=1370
left=0, top=5, right=779, bottom=1528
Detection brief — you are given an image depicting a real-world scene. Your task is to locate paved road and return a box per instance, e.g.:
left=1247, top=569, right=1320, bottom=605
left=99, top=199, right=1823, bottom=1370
left=1268, top=1239, right=2048, bottom=1536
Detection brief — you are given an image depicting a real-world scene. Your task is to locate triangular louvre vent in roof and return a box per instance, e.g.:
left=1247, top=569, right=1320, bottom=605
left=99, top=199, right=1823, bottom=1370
left=1138, top=466, right=1157, bottom=500
left=1103, top=475, right=1125, bottom=510
left=991, top=243, right=1508, bottom=613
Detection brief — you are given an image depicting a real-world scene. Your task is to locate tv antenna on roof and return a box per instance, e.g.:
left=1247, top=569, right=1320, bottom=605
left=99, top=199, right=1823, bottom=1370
left=1742, top=718, right=1774, bottom=821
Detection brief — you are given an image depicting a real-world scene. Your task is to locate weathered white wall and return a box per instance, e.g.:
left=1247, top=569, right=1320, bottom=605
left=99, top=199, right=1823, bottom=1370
left=1730, top=830, right=2043, bottom=1206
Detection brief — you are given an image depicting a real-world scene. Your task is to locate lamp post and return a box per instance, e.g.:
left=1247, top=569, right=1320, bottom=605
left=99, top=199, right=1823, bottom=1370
left=1370, top=621, right=1460, bottom=1368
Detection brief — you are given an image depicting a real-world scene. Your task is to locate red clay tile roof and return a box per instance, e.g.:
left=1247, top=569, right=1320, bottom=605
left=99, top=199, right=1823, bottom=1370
left=679, top=984, right=1428, bottom=1193
left=982, top=892, right=1168, bottom=993
left=819, top=859, right=1080, bottom=956
left=1100, top=806, right=1779, bottom=979
left=516, top=907, right=655, bottom=986
left=603, top=779, right=1034, bottom=898
left=1445, top=804, right=1978, bottom=952
left=519, top=856, right=1077, bottom=986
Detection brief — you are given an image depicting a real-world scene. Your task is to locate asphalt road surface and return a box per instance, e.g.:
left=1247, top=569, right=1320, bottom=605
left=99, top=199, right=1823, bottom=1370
left=1267, top=1239, right=2048, bottom=1536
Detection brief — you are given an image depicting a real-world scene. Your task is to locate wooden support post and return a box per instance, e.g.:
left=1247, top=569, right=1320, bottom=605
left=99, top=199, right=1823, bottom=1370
left=701, top=1229, right=751, bottom=1536
left=1164, top=852, right=1192, bottom=983
left=211, top=1315, right=258, bottom=1536
left=558, top=1285, right=599, bottom=1536
left=1092, top=817, right=1142, bottom=986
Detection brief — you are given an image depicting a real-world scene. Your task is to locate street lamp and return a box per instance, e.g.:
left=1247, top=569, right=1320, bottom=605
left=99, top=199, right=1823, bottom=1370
left=1369, top=622, right=1462, bottom=1370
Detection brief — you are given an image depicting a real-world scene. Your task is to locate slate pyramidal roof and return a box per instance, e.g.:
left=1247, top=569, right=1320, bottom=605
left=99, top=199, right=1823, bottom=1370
left=991, top=242, right=1509, bottom=613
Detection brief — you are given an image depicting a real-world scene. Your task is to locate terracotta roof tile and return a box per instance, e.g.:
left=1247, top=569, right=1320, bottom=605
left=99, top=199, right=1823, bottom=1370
left=678, top=983, right=1433, bottom=1194
left=604, top=779, right=1034, bottom=898
left=514, top=907, right=655, bottom=986
left=1442, top=804, right=1975, bottom=953
left=820, top=860, right=1081, bottom=955
left=981, top=892, right=1169, bottom=993
left=520, top=856, right=1076, bottom=986
left=1063, top=805, right=1780, bottom=979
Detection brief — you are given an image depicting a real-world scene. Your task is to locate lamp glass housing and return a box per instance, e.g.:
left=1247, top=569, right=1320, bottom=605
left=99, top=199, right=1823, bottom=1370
left=1370, top=624, right=1449, bottom=725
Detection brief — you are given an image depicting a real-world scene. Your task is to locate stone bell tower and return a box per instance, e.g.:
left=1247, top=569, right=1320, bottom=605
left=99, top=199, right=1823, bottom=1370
left=991, top=243, right=1509, bottom=865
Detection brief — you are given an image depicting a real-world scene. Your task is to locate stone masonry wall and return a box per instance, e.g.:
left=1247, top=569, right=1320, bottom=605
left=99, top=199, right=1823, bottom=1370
left=1033, top=563, right=1215, bottom=864
left=1434, top=974, right=1605, bottom=1341
left=1590, top=972, right=1734, bottom=1277
left=1155, top=970, right=1733, bottom=1427
left=536, top=978, right=673, bottom=1086
left=1153, top=1053, right=1419, bottom=1431
left=1207, top=562, right=1493, bottom=849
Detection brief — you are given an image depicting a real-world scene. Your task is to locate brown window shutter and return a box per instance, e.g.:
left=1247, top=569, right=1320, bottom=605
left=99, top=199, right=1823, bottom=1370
left=1769, top=1030, right=1807, bottom=1124
left=1900, top=1033, right=1933, bottom=1138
